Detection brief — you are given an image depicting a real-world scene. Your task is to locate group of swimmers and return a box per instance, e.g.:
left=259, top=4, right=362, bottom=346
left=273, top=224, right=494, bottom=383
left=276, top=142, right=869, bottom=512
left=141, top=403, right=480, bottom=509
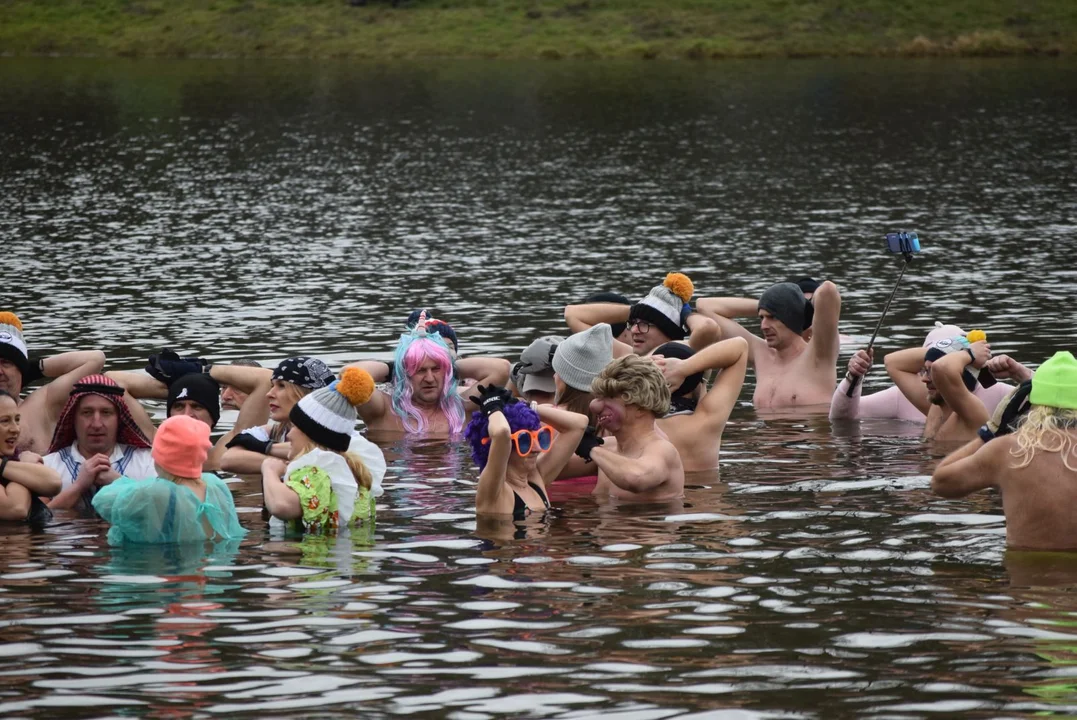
left=0, top=269, right=1074, bottom=552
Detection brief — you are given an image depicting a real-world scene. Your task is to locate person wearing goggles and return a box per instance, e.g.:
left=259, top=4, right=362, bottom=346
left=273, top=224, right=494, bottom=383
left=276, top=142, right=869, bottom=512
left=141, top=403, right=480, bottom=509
left=464, top=385, right=588, bottom=519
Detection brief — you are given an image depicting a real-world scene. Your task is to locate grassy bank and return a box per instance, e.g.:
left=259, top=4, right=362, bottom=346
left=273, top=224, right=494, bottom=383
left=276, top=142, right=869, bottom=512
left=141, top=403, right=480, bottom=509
left=2, top=0, right=1075, bottom=60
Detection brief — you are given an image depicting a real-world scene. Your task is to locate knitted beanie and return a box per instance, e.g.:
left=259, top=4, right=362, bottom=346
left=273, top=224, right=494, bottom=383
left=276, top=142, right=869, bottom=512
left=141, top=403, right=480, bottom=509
left=152, top=415, right=212, bottom=479
left=0, top=312, right=29, bottom=378
left=289, top=367, right=376, bottom=451
left=1030, top=351, right=1077, bottom=410
left=552, top=323, right=613, bottom=392
left=629, top=273, right=694, bottom=341
left=757, top=282, right=809, bottom=335
left=167, top=373, right=222, bottom=428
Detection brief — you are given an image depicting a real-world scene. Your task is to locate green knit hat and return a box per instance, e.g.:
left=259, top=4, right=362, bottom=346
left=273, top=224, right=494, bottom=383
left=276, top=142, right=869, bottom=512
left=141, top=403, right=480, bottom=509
left=1030, top=351, right=1077, bottom=410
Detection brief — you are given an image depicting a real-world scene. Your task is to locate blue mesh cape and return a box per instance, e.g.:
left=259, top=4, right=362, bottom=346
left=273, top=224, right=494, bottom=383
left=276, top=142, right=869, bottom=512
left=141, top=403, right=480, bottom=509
left=92, top=474, right=247, bottom=546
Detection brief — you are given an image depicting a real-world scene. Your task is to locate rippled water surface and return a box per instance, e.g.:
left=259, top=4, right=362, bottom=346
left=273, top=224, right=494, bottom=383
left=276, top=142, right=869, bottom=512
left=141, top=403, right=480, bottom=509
left=3, top=58, right=1077, bottom=718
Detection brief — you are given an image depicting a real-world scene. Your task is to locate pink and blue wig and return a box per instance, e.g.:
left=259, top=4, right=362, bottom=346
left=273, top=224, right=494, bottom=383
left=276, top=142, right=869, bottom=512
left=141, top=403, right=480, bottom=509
left=464, top=402, right=541, bottom=470
left=390, top=332, right=465, bottom=435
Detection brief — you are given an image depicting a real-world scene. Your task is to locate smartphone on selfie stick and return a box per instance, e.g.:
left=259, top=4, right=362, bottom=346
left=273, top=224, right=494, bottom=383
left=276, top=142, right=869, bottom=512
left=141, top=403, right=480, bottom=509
left=844, top=232, right=921, bottom=397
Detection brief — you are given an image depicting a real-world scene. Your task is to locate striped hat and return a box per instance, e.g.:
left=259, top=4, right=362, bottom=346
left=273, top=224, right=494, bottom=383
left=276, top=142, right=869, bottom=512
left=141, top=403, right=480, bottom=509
left=0, top=312, right=29, bottom=378
left=47, top=374, right=151, bottom=454
left=288, top=367, right=375, bottom=451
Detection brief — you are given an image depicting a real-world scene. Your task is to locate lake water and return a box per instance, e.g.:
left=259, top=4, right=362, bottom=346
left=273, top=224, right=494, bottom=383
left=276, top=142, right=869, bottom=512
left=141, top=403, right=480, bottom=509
left=2, top=57, right=1077, bottom=718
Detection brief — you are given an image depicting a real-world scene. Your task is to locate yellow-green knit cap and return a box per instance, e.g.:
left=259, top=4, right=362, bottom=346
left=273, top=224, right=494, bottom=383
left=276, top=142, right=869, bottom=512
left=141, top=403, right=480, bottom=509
left=1030, top=351, right=1077, bottom=410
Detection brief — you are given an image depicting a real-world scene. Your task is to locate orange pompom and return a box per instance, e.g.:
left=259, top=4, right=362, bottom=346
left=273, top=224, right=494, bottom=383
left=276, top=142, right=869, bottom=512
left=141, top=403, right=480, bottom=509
left=0, top=312, right=23, bottom=330
left=966, top=329, right=987, bottom=343
left=337, top=366, right=375, bottom=406
left=663, top=273, right=694, bottom=303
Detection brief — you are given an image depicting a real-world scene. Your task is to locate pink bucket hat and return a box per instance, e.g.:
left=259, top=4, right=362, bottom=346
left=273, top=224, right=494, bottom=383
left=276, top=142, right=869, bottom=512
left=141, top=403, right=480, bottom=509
left=152, top=415, right=211, bottom=478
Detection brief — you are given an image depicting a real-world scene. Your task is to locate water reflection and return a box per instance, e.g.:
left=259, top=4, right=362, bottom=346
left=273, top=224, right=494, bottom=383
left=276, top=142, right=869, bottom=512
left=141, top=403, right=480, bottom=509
left=2, top=57, right=1077, bottom=717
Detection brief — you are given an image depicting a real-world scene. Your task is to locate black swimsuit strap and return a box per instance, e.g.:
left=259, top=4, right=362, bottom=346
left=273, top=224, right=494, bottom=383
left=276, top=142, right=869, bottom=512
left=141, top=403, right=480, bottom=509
left=512, top=481, right=551, bottom=520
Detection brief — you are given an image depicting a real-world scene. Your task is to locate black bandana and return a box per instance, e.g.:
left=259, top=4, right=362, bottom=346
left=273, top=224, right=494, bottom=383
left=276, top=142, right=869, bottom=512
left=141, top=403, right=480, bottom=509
left=272, top=356, right=335, bottom=389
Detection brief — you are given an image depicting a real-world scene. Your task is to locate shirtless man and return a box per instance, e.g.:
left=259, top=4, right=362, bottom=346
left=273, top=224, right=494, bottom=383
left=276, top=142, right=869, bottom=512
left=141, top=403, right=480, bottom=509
left=346, top=320, right=510, bottom=436
left=0, top=312, right=106, bottom=454
left=580, top=354, right=685, bottom=502
left=696, top=281, right=841, bottom=409
left=564, top=273, right=720, bottom=358
left=932, top=351, right=1077, bottom=550
left=830, top=323, right=1023, bottom=422
left=651, top=337, right=749, bottom=472
left=885, top=334, right=993, bottom=442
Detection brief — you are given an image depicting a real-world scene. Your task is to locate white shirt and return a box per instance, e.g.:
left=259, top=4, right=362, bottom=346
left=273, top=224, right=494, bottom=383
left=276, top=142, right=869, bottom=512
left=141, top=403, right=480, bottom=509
left=44, top=441, right=156, bottom=489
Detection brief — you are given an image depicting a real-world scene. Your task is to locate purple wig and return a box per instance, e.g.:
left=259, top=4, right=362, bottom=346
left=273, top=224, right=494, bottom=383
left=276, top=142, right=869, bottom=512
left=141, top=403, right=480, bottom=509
left=390, top=333, right=465, bottom=435
left=464, top=402, right=541, bottom=470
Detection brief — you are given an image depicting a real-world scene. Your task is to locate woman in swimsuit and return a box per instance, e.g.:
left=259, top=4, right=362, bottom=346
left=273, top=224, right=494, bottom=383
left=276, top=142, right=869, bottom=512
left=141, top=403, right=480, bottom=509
left=464, top=385, right=587, bottom=519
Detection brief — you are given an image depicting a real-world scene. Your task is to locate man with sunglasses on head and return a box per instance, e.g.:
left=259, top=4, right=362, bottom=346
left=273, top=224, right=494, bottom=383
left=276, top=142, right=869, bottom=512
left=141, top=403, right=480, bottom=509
left=581, top=354, right=685, bottom=502
left=696, top=280, right=842, bottom=410
left=564, top=273, right=720, bottom=359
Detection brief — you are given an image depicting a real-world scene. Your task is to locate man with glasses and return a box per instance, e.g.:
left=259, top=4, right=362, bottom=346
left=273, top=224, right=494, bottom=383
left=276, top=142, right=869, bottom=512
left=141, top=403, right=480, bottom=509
left=696, top=281, right=842, bottom=410
left=564, top=273, right=720, bottom=358
left=884, top=333, right=994, bottom=442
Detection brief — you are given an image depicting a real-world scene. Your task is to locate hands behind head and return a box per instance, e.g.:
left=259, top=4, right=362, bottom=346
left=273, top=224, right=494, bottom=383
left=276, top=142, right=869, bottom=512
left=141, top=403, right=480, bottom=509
left=651, top=355, right=687, bottom=390
left=146, top=349, right=209, bottom=386
left=847, top=348, right=874, bottom=377
left=470, top=384, right=516, bottom=417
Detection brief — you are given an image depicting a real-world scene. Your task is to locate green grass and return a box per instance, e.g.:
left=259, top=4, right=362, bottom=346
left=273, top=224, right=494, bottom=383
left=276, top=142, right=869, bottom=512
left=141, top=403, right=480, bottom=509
left=1, top=0, right=1075, bottom=59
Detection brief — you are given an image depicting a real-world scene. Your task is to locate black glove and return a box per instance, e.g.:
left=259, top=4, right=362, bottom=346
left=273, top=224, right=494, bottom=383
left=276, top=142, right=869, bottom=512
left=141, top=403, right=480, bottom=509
left=575, top=427, right=605, bottom=462
left=470, top=384, right=515, bottom=417
left=978, top=379, right=1032, bottom=443
left=225, top=431, right=274, bottom=455
left=146, top=349, right=209, bottom=386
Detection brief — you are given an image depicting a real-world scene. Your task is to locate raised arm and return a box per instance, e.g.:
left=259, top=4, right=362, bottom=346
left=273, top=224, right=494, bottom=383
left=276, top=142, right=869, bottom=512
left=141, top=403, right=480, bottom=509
left=208, top=364, right=272, bottom=394
left=205, top=378, right=272, bottom=471
left=456, top=358, right=511, bottom=411
left=475, top=411, right=512, bottom=512
left=694, top=297, right=766, bottom=365
left=831, top=348, right=875, bottom=419
left=590, top=441, right=677, bottom=494
left=932, top=342, right=991, bottom=431
left=564, top=302, right=630, bottom=334
left=694, top=337, right=749, bottom=420
left=807, top=281, right=841, bottom=365
left=885, top=346, right=931, bottom=415
left=685, top=314, right=721, bottom=352
left=931, top=435, right=1003, bottom=498
left=105, top=370, right=169, bottom=399
left=535, top=405, right=588, bottom=484
left=343, top=360, right=392, bottom=384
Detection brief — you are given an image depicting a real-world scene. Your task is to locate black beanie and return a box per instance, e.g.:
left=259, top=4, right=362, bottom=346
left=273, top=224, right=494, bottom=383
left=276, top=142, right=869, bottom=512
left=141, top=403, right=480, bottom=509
left=758, top=283, right=809, bottom=335
left=167, top=373, right=222, bottom=428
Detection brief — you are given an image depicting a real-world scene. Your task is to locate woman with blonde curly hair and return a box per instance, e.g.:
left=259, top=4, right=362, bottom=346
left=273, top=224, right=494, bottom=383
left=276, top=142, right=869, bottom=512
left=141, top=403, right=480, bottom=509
left=932, top=351, right=1077, bottom=550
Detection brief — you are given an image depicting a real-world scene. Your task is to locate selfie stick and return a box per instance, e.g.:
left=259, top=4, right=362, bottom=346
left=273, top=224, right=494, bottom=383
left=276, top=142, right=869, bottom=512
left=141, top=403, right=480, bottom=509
left=844, top=238, right=917, bottom=397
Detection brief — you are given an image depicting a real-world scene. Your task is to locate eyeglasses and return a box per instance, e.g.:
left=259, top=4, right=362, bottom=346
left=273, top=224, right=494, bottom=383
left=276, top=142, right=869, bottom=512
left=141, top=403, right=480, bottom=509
left=482, top=424, right=554, bottom=457
left=629, top=319, right=651, bottom=333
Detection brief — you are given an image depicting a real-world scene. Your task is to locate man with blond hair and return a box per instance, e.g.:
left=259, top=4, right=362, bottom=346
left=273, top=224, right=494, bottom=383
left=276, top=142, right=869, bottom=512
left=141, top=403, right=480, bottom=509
left=932, top=351, right=1077, bottom=550
left=577, top=354, right=684, bottom=502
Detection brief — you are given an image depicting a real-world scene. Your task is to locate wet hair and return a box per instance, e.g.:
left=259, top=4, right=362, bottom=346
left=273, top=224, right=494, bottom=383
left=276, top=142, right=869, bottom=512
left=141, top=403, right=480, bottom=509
left=1010, top=405, right=1077, bottom=472
left=591, top=355, right=671, bottom=417
left=231, top=359, right=263, bottom=368
left=390, top=333, right=465, bottom=435
left=464, top=402, right=540, bottom=471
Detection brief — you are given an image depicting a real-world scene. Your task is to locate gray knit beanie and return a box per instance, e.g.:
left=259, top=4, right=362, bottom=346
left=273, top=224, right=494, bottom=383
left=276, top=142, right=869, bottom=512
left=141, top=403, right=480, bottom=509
left=552, top=324, right=614, bottom=392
